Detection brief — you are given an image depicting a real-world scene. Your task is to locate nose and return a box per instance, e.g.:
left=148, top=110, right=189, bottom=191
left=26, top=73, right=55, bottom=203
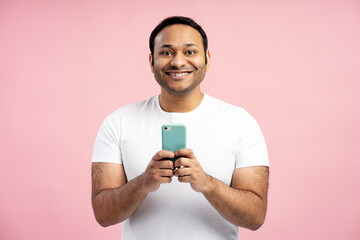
left=170, top=52, right=186, bottom=68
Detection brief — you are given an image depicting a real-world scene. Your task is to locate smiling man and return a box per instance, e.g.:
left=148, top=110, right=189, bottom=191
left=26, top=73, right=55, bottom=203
left=152, top=24, right=208, bottom=98
left=91, top=16, right=269, bottom=240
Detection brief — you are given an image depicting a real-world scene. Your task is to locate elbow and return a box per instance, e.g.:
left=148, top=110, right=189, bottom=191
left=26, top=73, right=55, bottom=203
left=98, top=221, right=112, bottom=228
left=248, top=214, right=266, bottom=231
left=92, top=197, right=117, bottom=227
left=97, top=221, right=109, bottom=228
left=94, top=212, right=124, bottom=228
left=92, top=205, right=125, bottom=227
left=93, top=212, right=112, bottom=228
left=235, top=214, right=266, bottom=231
left=248, top=201, right=267, bottom=231
left=92, top=204, right=118, bottom=228
left=248, top=221, right=264, bottom=231
left=92, top=203, right=110, bottom=227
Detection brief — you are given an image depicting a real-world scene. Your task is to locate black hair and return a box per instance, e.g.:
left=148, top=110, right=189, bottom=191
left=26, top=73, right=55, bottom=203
left=149, top=16, right=208, bottom=65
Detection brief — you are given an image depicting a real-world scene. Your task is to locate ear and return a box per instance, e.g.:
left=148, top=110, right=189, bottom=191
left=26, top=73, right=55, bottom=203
left=206, top=50, right=211, bottom=71
left=149, top=53, right=154, bottom=73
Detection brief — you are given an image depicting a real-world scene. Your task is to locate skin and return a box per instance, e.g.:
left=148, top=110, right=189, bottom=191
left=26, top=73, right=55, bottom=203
left=92, top=24, right=269, bottom=230
left=92, top=151, right=175, bottom=226
left=150, top=24, right=210, bottom=113
left=173, top=149, right=269, bottom=230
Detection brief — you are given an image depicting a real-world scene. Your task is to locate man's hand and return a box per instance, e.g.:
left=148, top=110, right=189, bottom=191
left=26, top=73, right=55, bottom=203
left=91, top=151, right=175, bottom=227
left=140, top=150, right=175, bottom=193
left=173, top=148, right=211, bottom=193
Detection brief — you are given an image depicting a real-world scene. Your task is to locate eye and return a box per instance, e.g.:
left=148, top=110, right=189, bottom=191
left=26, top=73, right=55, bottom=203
left=186, top=50, right=196, bottom=55
left=160, top=51, right=171, bottom=56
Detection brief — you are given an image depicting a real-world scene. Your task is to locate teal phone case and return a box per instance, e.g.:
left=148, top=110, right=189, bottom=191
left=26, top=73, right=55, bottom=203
left=162, top=124, right=186, bottom=162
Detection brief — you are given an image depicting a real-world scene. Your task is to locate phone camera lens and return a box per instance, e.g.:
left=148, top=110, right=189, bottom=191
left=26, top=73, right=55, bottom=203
left=164, top=127, right=168, bottom=130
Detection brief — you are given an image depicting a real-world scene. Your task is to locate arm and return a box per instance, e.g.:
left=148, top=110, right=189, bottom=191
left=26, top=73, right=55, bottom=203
left=203, top=166, right=269, bottom=230
left=91, top=151, right=175, bottom=227
left=174, top=149, right=269, bottom=230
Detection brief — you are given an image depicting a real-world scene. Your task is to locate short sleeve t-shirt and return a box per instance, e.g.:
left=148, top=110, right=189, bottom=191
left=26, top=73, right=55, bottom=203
left=92, top=94, right=269, bottom=240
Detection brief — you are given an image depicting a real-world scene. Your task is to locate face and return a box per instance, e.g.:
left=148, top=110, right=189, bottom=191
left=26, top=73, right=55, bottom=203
left=150, top=24, right=210, bottom=96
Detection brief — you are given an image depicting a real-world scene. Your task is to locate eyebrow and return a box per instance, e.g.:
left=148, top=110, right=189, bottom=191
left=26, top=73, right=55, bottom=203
left=160, top=44, right=172, bottom=48
left=160, top=43, right=199, bottom=48
left=185, top=43, right=198, bottom=47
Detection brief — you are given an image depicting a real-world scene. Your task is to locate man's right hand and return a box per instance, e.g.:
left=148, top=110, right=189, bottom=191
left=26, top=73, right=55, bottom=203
left=140, top=150, right=175, bottom=193
left=91, top=151, right=175, bottom=226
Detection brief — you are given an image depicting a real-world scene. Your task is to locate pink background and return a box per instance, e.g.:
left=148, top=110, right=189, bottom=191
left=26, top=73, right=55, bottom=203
left=1, top=0, right=359, bottom=239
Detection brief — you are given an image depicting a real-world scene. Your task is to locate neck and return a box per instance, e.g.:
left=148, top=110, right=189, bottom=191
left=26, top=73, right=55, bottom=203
left=159, top=89, right=204, bottom=113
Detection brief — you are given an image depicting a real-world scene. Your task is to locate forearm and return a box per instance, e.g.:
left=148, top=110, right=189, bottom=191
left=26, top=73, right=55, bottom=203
left=92, top=174, right=147, bottom=227
left=203, top=176, right=267, bottom=230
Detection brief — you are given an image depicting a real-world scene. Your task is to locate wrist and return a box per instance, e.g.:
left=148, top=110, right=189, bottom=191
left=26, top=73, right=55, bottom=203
left=136, top=174, right=150, bottom=194
left=202, top=174, right=215, bottom=194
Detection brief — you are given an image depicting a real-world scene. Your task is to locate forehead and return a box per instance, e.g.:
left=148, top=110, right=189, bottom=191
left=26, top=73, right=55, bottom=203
left=154, top=24, right=203, bottom=49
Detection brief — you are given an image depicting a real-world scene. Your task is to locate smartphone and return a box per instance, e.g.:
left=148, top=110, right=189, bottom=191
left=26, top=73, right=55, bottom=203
left=162, top=124, right=186, bottom=162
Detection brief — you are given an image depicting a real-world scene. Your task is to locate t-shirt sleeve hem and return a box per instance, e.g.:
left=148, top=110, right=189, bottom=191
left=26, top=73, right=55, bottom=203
left=92, top=157, right=123, bottom=164
left=235, top=162, right=269, bottom=169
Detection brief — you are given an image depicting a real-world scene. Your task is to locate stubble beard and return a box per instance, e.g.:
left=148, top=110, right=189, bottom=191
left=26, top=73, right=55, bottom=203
left=153, top=67, right=207, bottom=96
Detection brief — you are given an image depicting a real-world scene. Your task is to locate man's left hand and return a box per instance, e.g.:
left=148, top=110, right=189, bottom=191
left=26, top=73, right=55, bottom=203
left=173, top=148, right=212, bottom=193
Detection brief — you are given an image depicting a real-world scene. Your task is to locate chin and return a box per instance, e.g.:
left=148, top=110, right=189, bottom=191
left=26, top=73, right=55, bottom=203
left=167, top=85, right=199, bottom=95
left=156, top=78, right=203, bottom=96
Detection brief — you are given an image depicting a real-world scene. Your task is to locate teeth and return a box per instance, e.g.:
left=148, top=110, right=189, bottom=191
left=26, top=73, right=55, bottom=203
left=169, top=72, right=189, bottom=77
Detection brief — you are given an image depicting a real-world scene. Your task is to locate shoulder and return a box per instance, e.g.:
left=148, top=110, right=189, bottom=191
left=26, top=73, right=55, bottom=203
left=118, top=95, right=157, bottom=114
left=101, top=95, right=158, bottom=127
left=106, top=95, right=157, bottom=118
left=204, top=94, right=251, bottom=121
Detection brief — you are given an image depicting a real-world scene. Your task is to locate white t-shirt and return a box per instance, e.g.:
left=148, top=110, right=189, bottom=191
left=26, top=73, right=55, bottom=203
left=92, top=94, right=269, bottom=240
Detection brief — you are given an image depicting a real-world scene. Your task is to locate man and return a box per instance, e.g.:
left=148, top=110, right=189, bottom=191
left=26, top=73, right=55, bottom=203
left=92, top=16, right=269, bottom=239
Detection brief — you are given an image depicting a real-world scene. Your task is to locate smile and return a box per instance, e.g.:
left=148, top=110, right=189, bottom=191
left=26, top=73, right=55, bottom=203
left=166, top=72, right=191, bottom=77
